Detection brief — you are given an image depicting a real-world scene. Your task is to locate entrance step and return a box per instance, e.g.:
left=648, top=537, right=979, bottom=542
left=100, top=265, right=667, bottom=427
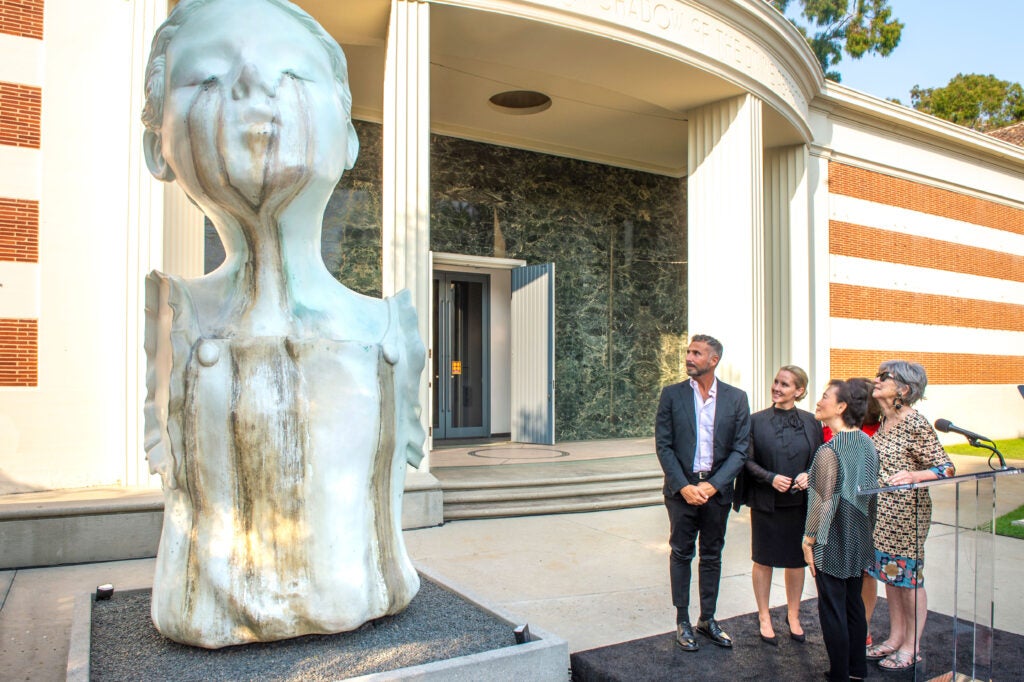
left=0, top=487, right=163, bottom=570
left=433, top=453, right=663, bottom=520
left=0, top=475, right=445, bottom=570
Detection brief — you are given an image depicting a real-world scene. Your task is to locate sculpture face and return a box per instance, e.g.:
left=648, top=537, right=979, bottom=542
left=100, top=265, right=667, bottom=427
left=159, top=0, right=349, bottom=214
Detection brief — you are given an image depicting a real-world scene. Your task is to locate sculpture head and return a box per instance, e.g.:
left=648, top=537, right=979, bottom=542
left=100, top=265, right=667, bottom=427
left=142, top=0, right=359, bottom=218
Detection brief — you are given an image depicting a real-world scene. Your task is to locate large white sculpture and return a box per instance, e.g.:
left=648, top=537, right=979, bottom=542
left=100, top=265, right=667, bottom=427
left=140, top=0, right=425, bottom=648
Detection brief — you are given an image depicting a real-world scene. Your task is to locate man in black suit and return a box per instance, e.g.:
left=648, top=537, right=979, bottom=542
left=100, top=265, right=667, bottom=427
left=655, top=334, right=751, bottom=651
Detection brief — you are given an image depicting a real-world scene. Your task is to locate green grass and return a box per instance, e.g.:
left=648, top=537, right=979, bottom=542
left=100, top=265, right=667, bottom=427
left=990, top=505, right=1024, bottom=540
left=944, top=438, right=1024, bottom=460
left=946, top=439, right=1024, bottom=539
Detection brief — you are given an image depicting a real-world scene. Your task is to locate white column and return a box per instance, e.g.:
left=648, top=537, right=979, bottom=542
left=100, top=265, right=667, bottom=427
left=384, top=0, right=430, bottom=466
left=124, top=0, right=169, bottom=487
left=384, top=0, right=441, bottom=527
left=807, top=151, right=832, bottom=399
left=762, top=144, right=809, bottom=410
left=687, top=94, right=763, bottom=401
left=162, top=183, right=205, bottom=278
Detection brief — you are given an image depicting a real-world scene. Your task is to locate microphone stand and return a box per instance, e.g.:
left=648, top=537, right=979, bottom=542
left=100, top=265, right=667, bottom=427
left=965, top=437, right=1009, bottom=471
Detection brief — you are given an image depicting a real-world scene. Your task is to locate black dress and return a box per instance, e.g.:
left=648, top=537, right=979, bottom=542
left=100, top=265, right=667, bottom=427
left=740, top=406, right=822, bottom=568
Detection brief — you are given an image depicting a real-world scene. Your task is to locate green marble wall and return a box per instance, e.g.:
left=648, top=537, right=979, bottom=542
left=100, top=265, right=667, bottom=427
left=205, top=121, right=689, bottom=441
left=431, top=136, right=688, bottom=441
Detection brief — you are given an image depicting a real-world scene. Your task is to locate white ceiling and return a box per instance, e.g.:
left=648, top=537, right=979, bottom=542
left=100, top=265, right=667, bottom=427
left=297, top=0, right=804, bottom=176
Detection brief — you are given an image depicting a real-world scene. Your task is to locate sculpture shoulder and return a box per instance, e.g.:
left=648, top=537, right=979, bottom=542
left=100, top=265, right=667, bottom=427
left=382, top=289, right=425, bottom=366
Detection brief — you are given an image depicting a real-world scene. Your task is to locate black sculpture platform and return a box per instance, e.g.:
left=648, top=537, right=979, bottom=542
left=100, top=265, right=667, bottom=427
left=85, top=575, right=521, bottom=681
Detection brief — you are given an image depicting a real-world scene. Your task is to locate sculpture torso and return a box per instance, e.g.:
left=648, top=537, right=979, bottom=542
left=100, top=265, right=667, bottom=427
left=146, top=275, right=424, bottom=647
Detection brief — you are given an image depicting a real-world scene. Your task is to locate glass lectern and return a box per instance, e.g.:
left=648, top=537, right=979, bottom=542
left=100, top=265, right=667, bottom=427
left=861, top=465, right=1021, bottom=682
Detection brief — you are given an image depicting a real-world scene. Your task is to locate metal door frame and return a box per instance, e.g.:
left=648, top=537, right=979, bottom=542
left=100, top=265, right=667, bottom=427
left=433, top=271, right=491, bottom=440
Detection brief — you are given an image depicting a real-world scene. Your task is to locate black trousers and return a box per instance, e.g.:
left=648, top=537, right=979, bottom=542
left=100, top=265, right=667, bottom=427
left=665, top=493, right=730, bottom=622
left=815, top=571, right=868, bottom=681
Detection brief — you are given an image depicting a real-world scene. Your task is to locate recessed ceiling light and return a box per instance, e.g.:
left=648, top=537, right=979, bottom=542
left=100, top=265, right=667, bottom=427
left=488, top=90, right=552, bottom=115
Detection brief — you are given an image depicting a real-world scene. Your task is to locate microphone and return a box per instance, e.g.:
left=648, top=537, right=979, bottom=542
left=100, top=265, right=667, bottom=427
left=934, top=419, right=992, bottom=443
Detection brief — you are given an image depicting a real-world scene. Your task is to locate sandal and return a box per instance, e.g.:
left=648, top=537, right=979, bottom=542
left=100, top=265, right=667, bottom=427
left=866, top=641, right=897, bottom=660
left=878, top=650, right=921, bottom=672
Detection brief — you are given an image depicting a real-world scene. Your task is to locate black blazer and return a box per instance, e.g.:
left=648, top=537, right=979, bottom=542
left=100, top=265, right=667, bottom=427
left=735, top=406, right=822, bottom=512
left=654, top=379, right=751, bottom=502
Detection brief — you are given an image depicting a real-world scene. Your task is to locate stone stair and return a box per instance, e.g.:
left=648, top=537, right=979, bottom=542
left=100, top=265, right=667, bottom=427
left=434, top=454, right=663, bottom=520
left=0, top=472, right=443, bottom=570
left=0, top=487, right=164, bottom=570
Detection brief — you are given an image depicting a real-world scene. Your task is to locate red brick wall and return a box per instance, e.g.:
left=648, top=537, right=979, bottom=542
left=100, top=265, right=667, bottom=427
left=829, top=220, right=1024, bottom=283
left=830, top=283, right=1024, bottom=333
left=0, top=319, right=37, bottom=386
left=0, top=0, right=43, bottom=40
left=830, top=162, right=1024, bottom=236
left=0, top=81, right=42, bottom=148
left=0, top=197, right=39, bottom=262
left=827, top=163, right=1023, bottom=385
left=830, top=349, right=1024, bottom=386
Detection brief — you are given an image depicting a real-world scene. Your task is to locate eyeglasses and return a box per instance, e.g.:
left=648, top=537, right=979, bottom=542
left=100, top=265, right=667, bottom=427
left=876, top=371, right=896, bottom=383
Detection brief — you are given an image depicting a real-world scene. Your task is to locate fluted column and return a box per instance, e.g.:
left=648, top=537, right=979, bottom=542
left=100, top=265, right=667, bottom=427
left=162, top=183, right=205, bottom=278
left=687, top=94, right=764, bottom=401
left=125, top=0, right=169, bottom=486
left=763, top=145, right=810, bottom=409
left=384, top=0, right=441, bottom=525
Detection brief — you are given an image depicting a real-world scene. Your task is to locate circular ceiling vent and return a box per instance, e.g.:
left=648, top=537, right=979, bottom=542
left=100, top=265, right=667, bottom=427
left=488, top=90, right=552, bottom=115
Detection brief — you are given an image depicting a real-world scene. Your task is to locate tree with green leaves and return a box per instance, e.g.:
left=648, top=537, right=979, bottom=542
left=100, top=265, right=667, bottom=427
left=769, top=0, right=903, bottom=82
left=910, top=74, right=1024, bottom=132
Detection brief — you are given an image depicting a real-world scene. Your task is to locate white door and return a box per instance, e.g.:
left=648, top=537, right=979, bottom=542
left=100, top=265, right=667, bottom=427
left=510, top=263, right=555, bottom=445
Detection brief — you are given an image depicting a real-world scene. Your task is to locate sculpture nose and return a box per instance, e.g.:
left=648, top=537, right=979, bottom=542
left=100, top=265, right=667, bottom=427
left=231, top=62, right=277, bottom=101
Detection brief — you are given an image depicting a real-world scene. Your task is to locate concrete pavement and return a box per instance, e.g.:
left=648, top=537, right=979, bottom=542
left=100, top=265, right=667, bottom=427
left=1, top=454, right=1021, bottom=680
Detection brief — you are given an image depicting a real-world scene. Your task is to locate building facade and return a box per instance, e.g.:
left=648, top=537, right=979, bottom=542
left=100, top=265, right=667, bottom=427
left=0, top=0, right=1021, bottom=494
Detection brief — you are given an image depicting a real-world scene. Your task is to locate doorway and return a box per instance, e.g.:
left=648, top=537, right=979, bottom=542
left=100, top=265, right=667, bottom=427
left=433, top=271, right=490, bottom=440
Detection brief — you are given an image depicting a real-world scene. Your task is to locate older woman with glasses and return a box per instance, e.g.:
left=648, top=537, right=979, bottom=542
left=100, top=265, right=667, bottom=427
left=863, top=361, right=954, bottom=673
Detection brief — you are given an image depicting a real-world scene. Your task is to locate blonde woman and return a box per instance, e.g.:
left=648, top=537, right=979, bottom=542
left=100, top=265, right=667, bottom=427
left=738, top=365, right=822, bottom=644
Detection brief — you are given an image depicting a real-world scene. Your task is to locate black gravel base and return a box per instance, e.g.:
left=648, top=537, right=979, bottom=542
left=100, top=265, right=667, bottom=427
left=89, top=576, right=517, bottom=681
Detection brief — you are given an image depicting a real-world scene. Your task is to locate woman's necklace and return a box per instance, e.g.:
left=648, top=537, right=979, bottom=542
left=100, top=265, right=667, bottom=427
left=879, top=409, right=910, bottom=434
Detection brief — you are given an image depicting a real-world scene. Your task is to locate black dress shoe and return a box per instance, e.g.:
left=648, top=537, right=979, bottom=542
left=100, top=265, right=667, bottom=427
left=695, top=618, right=733, bottom=648
left=675, top=621, right=699, bottom=651
left=760, top=632, right=778, bottom=646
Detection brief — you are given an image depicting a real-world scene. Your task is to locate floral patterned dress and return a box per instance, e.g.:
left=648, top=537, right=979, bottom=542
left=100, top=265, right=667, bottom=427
left=867, top=410, right=955, bottom=589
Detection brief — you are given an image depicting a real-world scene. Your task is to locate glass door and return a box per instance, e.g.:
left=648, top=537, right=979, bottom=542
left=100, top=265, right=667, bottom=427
left=433, top=272, right=490, bottom=440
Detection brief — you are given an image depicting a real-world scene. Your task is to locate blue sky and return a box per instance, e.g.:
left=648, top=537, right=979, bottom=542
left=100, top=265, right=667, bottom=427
left=789, top=0, right=1024, bottom=103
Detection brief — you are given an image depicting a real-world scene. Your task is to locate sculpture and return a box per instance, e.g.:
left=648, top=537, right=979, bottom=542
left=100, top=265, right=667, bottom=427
left=140, top=0, right=425, bottom=648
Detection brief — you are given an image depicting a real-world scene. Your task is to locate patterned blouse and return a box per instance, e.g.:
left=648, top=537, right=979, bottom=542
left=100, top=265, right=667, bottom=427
left=871, top=410, right=955, bottom=562
left=805, top=431, right=880, bottom=579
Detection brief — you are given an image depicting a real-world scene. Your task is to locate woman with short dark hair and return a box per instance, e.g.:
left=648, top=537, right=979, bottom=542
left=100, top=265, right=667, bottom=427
left=803, top=379, right=879, bottom=682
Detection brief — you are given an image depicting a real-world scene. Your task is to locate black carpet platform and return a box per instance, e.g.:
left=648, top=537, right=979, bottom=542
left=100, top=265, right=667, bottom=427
left=571, top=598, right=1024, bottom=681
left=90, top=577, right=516, bottom=681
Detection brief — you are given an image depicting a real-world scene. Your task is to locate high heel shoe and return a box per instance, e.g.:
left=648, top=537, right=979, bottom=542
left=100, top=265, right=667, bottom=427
left=758, top=618, right=778, bottom=646
left=786, top=616, right=805, bottom=643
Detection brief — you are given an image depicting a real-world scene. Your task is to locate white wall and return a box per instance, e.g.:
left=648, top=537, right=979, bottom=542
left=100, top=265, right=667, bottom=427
left=0, top=0, right=163, bottom=493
